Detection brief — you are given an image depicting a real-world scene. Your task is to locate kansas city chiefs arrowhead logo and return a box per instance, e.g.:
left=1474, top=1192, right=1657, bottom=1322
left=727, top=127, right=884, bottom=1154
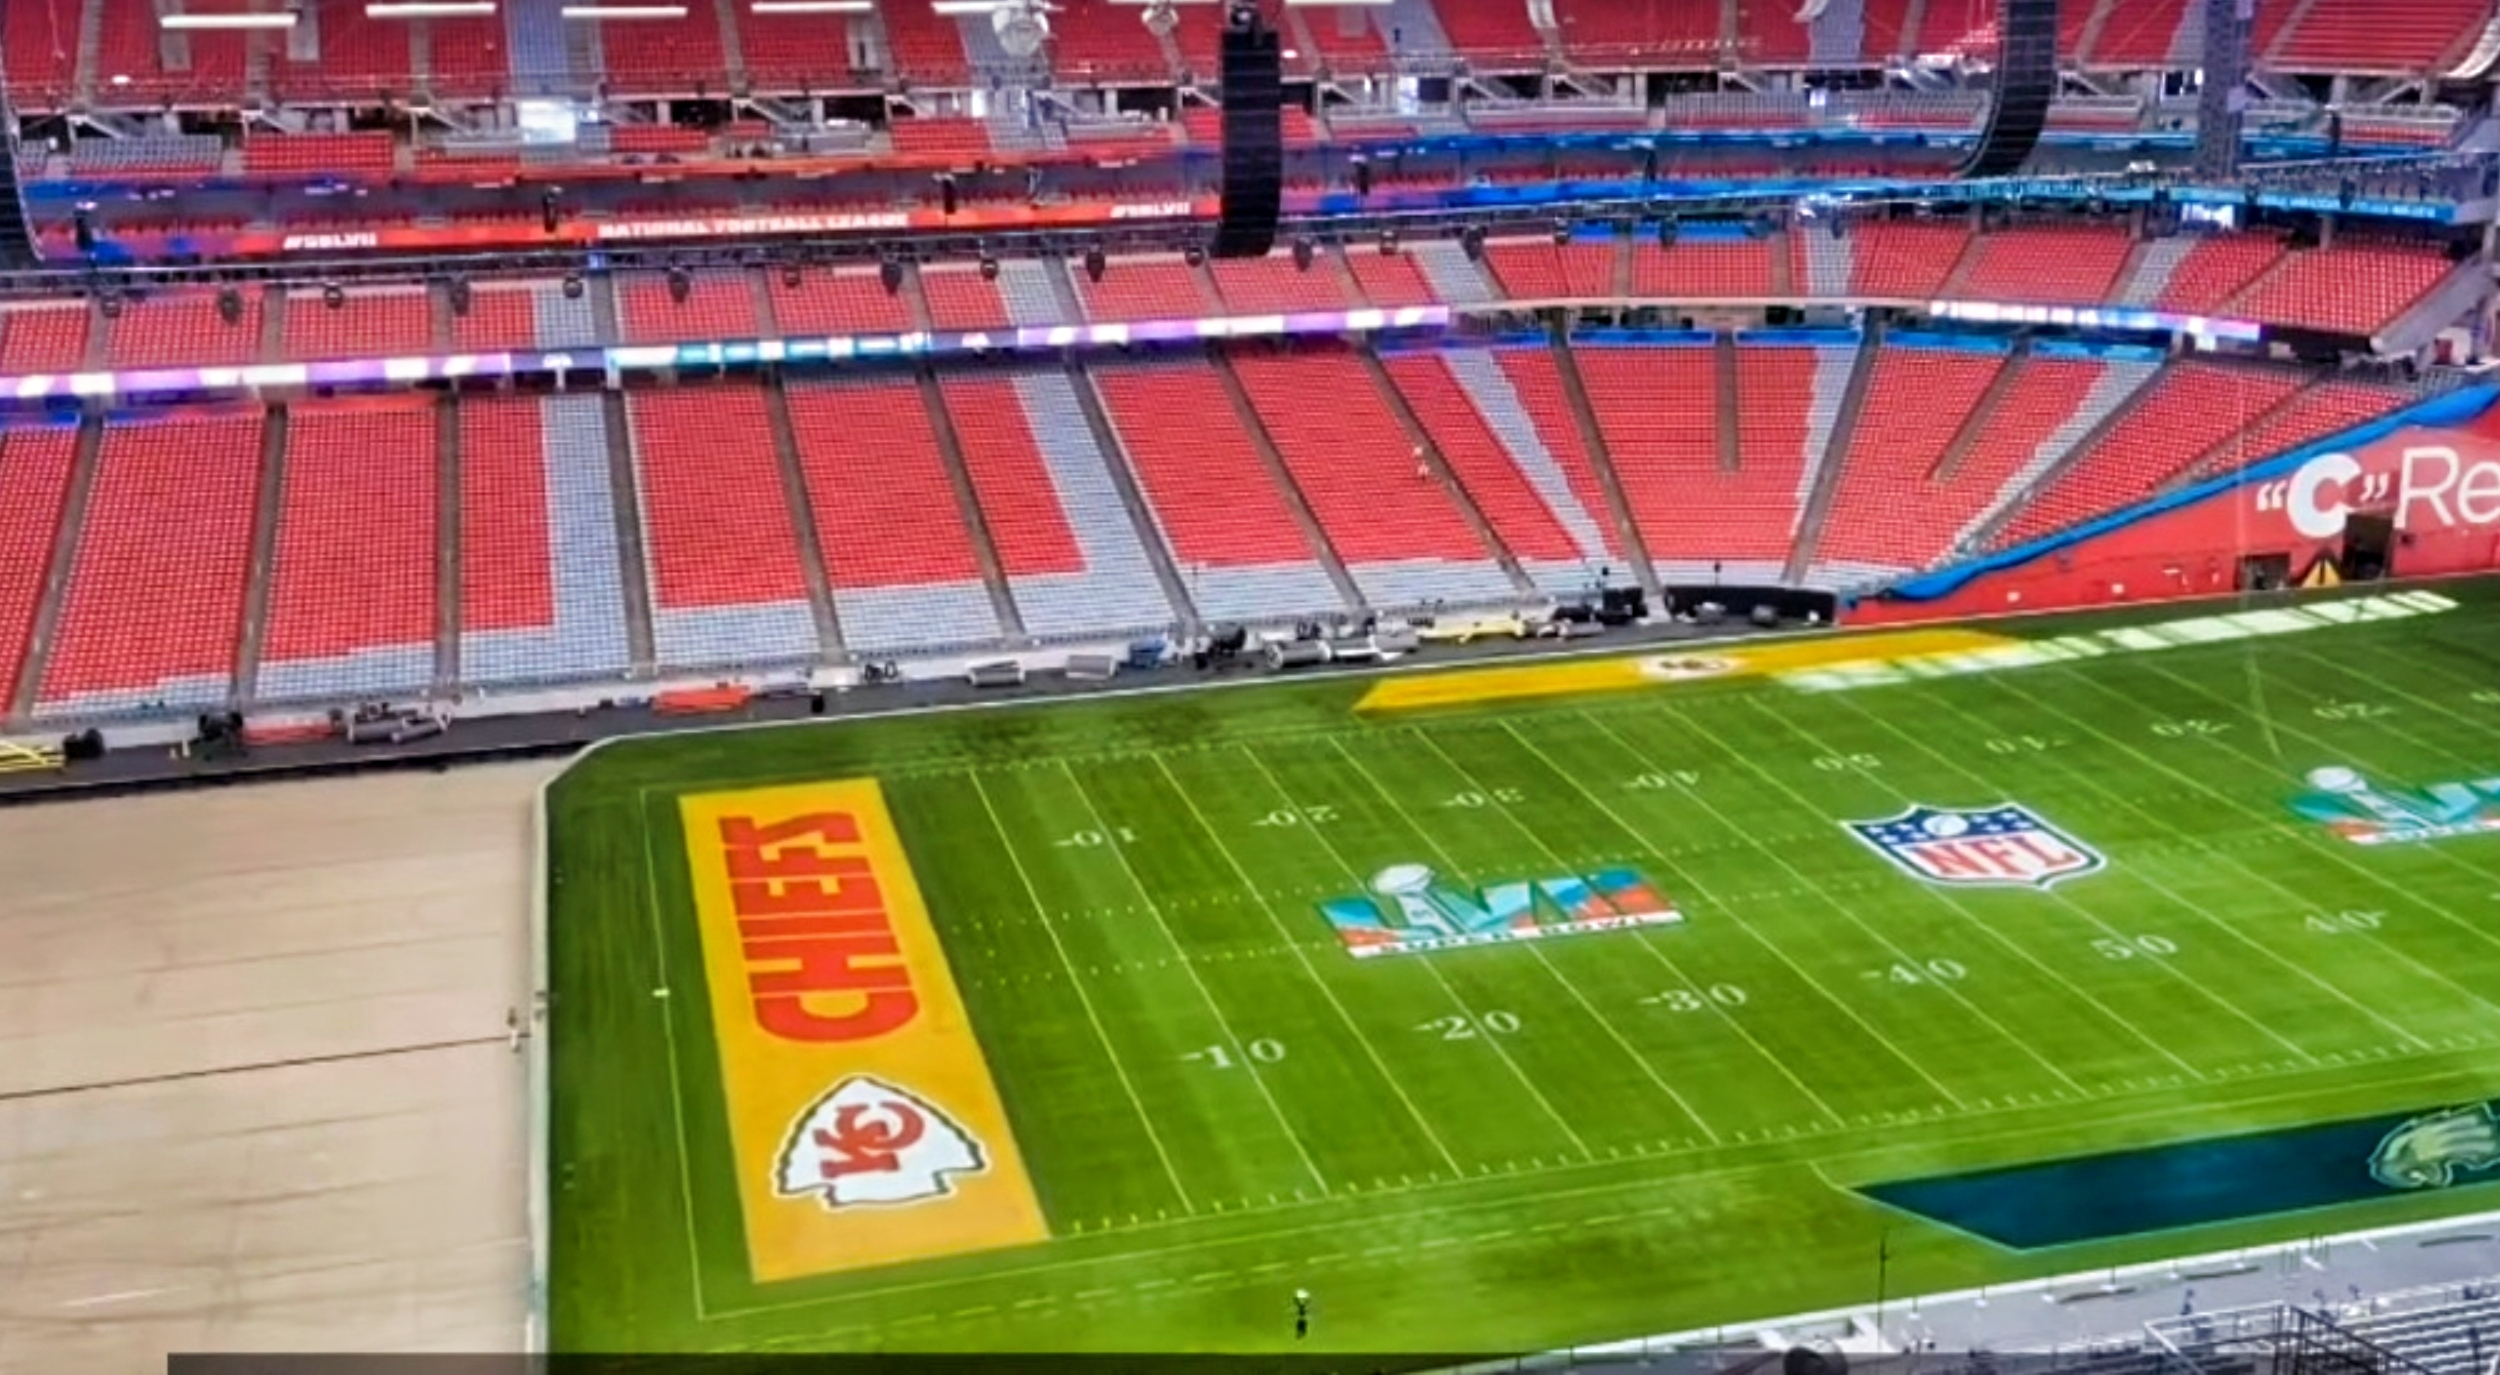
left=773, top=1075, right=987, bottom=1210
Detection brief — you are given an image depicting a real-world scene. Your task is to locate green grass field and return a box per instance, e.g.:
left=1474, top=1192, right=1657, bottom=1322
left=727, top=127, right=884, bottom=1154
left=545, top=584, right=2500, bottom=1356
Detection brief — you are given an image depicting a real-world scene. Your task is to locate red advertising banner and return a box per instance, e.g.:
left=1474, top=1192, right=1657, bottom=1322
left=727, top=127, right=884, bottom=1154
left=221, top=196, right=1218, bottom=258
left=1857, top=401, right=2500, bottom=625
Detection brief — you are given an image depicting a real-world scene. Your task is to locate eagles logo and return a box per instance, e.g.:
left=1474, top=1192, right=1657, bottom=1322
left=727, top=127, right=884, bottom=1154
left=2370, top=1102, right=2500, bottom=1191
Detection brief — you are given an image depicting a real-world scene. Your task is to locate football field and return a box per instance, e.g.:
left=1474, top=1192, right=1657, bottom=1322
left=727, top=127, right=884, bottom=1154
left=543, top=585, right=2500, bottom=1355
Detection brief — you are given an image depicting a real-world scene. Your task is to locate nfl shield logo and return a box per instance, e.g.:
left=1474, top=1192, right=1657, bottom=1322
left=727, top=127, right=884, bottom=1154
left=1846, top=803, right=2105, bottom=890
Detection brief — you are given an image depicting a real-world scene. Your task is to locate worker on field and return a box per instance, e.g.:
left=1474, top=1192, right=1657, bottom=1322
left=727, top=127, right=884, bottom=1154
left=1293, top=1287, right=1312, bottom=1340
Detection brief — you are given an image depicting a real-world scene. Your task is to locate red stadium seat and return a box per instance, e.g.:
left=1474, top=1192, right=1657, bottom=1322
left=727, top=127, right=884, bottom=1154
left=282, top=288, right=433, bottom=361
left=0, top=426, right=81, bottom=711
left=258, top=403, right=438, bottom=698
left=40, top=411, right=264, bottom=712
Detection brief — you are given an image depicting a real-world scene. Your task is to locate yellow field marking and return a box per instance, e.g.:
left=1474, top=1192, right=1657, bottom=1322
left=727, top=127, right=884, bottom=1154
left=680, top=781, right=1048, bottom=1283
left=0, top=740, right=63, bottom=773
left=1355, top=628, right=2019, bottom=714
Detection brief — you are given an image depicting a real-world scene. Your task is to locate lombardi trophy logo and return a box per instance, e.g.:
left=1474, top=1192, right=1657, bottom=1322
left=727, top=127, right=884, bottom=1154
left=2291, top=766, right=2500, bottom=846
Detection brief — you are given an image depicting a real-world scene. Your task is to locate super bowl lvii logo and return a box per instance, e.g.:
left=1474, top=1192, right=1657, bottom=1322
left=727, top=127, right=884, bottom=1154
left=2290, top=766, right=2500, bottom=846
left=1316, top=863, right=1683, bottom=958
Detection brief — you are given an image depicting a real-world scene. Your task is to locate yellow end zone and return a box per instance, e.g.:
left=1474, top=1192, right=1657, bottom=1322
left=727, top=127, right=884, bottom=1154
left=1356, top=628, right=2022, bottom=713
left=679, top=780, right=1048, bottom=1283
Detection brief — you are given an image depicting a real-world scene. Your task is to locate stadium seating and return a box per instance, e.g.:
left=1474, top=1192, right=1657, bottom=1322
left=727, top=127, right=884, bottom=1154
left=0, top=425, right=81, bottom=712
left=455, top=280, right=604, bottom=352
left=1434, top=0, right=1551, bottom=64
left=3, top=0, right=80, bottom=109
left=1994, top=361, right=2309, bottom=547
left=282, top=288, right=434, bottom=362
left=258, top=403, right=438, bottom=701
left=2084, top=0, right=2196, bottom=67
left=1845, top=220, right=1974, bottom=299
left=1092, top=359, right=1345, bottom=622
left=880, top=0, right=974, bottom=83
left=1630, top=233, right=1781, bottom=298
left=739, top=9, right=860, bottom=92
left=425, top=12, right=513, bottom=99
left=921, top=267, right=1016, bottom=331
left=1347, top=250, right=1446, bottom=307
left=93, top=1, right=249, bottom=108
left=594, top=3, right=730, bottom=96
left=1288, top=4, right=1390, bottom=74
left=2181, top=378, right=2418, bottom=482
left=2267, top=0, right=2486, bottom=72
left=1738, top=0, right=1814, bottom=64
left=1572, top=341, right=1847, bottom=581
left=1549, top=0, right=1720, bottom=66
left=1486, top=237, right=1621, bottom=300
left=242, top=133, right=396, bottom=178
left=1384, top=350, right=1612, bottom=593
left=1074, top=255, right=1215, bottom=322
left=1233, top=347, right=1513, bottom=608
left=784, top=377, right=1000, bottom=651
left=1210, top=255, right=1355, bottom=314
left=458, top=393, right=632, bottom=686
left=39, top=411, right=264, bottom=715
left=626, top=386, right=819, bottom=670
left=944, top=369, right=1175, bottom=637
left=1046, top=0, right=1177, bottom=82
left=2131, top=233, right=2289, bottom=313
left=1955, top=226, right=2136, bottom=305
left=888, top=116, right=992, bottom=158
left=106, top=291, right=263, bottom=369
left=621, top=270, right=760, bottom=344
left=769, top=266, right=917, bottom=336
left=0, top=305, right=91, bottom=373
left=2233, top=241, right=2459, bottom=337
left=1809, top=345, right=2009, bottom=584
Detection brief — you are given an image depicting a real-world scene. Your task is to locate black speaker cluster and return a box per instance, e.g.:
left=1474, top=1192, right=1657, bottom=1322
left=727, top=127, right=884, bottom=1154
left=1213, top=5, right=1283, bottom=258
left=1960, top=0, right=2058, bottom=179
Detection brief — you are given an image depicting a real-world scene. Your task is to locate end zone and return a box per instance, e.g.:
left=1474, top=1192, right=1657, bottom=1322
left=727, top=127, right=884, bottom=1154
left=678, top=780, right=1048, bottom=1282
left=1354, top=628, right=2020, bottom=713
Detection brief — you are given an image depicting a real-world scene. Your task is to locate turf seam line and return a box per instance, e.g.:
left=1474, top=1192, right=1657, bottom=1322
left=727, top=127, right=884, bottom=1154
left=0, top=1035, right=510, bottom=1103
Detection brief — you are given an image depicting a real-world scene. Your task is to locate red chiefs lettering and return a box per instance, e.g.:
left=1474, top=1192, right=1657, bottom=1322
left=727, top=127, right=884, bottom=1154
left=716, top=812, right=921, bottom=1043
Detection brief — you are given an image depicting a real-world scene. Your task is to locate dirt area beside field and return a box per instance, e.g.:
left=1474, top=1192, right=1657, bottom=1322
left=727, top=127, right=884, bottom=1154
left=0, top=762, right=557, bottom=1375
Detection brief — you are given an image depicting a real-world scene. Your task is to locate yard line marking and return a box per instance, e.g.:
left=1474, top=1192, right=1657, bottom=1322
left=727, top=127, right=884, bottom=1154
left=1396, top=728, right=1726, bottom=1145
left=1312, top=738, right=1607, bottom=1160
left=1142, top=752, right=1465, bottom=1178
left=631, top=787, right=714, bottom=1323
left=1058, top=761, right=1332, bottom=1195
left=2004, top=664, right=2500, bottom=1032
left=1567, top=708, right=1976, bottom=1109
left=967, top=771, right=1200, bottom=1216
left=2270, top=646, right=2500, bottom=960
left=1232, top=741, right=1595, bottom=1163
left=1493, top=719, right=1852, bottom=1129
left=1634, top=702, right=2091, bottom=1096
left=1573, top=711, right=1987, bottom=1108
left=695, top=1053, right=2497, bottom=1325
left=1804, top=692, right=2302, bottom=1073
left=1850, top=681, right=2436, bottom=1059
